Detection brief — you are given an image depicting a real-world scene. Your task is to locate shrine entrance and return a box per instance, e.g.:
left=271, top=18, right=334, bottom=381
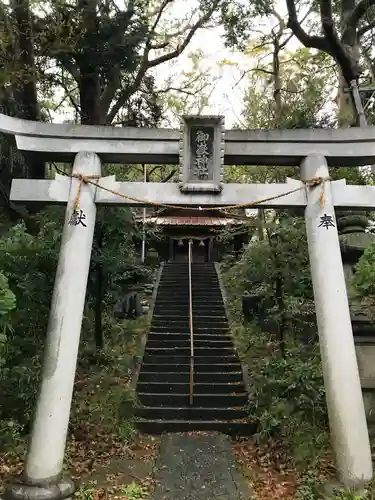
left=141, top=207, right=247, bottom=263
left=173, top=238, right=207, bottom=262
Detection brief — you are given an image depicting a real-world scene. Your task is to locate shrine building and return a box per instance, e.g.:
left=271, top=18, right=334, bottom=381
left=140, top=207, right=249, bottom=262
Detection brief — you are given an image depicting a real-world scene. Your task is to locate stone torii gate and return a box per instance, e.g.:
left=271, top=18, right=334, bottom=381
left=3, top=114, right=375, bottom=498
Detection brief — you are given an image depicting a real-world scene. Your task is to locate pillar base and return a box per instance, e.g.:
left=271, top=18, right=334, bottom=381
left=319, top=478, right=368, bottom=497
left=4, top=478, right=75, bottom=500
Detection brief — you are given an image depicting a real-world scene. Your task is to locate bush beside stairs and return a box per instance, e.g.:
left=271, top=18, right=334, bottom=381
left=136, top=262, right=256, bottom=435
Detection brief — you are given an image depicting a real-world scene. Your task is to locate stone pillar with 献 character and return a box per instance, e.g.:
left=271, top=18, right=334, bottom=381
left=4, top=152, right=111, bottom=500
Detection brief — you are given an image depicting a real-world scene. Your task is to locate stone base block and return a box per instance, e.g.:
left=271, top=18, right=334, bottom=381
left=355, top=341, right=375, bottom=421
left=319, top=479, right=368, bottom=497
left=4, top=478, right=75, bottom=500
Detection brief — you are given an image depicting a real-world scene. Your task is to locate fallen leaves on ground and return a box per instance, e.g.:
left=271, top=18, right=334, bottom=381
left=232, top=438, right=298, bottom=500
left=0, top=367, right=160, bottom=500
left=0, top=447, right=26, bottom=491
left=232, top=437, right=336, bottom=500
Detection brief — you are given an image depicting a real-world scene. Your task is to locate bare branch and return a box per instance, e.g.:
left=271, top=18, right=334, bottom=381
left=147, top=3, right=220, bottom=68
left=270, top=9, right=285, bottom=39
left=157, top=86, right=197, bottom=95
left=320, top=0, right=360, bottom=81
left=57, top=58, right=80, bottom=83
left=348, top=0, right=375, bottom=31
left=53, top=77, right=80, bottom=114
left=161, top=169, right=177, bottom=183
left=106, top=0, right=220, bottom=124
left=358, top=19, right=375, bottom=38
left=232, top=67, right=275, bottom=89
left=286, top=0, right=330, bottom=53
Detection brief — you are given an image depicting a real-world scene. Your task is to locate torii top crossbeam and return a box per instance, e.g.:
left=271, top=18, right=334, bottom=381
left=2, top=111, right=375, bottom=166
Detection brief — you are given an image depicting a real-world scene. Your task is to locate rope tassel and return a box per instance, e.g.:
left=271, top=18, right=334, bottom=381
left=71, top=173, right=101, bottom=212
left=320, top=185, right=325, bottom=209
left=304, top=176, right=330, bottom=209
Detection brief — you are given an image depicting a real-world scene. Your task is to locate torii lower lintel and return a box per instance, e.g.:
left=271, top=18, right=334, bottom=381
left=10, top=176, right=375, bottom=210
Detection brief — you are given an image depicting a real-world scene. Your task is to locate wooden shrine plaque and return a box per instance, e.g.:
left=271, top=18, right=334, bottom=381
left=179, top=115, right=225, bottom=193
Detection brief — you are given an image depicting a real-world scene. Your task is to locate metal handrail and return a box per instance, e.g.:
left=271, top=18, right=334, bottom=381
left=188, top=239, right=194, bottom=405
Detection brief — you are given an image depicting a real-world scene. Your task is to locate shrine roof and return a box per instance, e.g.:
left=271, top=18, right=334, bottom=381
left=145, top=214, right=243, bottom=226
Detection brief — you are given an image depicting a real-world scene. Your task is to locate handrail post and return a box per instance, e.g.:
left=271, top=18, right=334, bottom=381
left=188, top=239, right=194, bottom=405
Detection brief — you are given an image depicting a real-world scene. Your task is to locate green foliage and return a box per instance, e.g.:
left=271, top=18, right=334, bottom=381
left=0, top=271, right=16, bottom=367
left=222, top=212, right=328, bottom=466
left=0, top=272, right=16, bottom=319
left=0, top=419, right=23, bottom=449
left=0, top=203, right=151, bottom=436
left=241, top=48, right=335, bottom=130
left=223, top=214, right=315, bottom=338
left=296, top=471, right=375, bottom=500
left=0, top=210, right=63, bottom=427
left=221, top=0, right=273, bottom=51
left=75, top=481, right=99, bottom=500
left=354, top=240, right=375, bottom=295
left=237, top=325, right=328, bottom=467
left=75, top=481, right=149, bottom=500
left=119, top=483, right=150, bottom=499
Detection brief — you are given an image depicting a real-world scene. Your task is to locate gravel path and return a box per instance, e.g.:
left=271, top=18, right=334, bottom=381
left=152, top=433, right=250, bottom=500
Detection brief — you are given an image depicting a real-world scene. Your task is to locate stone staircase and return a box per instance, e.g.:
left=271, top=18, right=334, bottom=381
left=136, top=262, right=256, bottom=434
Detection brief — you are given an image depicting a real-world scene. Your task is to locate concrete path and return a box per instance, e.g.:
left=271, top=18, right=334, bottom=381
left=152, top=433, right=250, bottom=500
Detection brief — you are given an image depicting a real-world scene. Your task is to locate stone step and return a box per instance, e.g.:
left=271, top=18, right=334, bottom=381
left=146, top=340, right=234, bottom=349
left=159, top=277, right=219, bottom=281
left=155, top=295, right=224, bottom=310
left=136, top=418, right=257, bottom=435
left=137, top=391, right=248, bottom=407
left=156, top=296, right=223, bottom=303
left=155, top=297, right=223, bottom=304
left=140, top=363, right=242, bottom=373
left=153, top=306, right=226, bottom=314
left=142, top=354, right=238, bottom=364
left=156, top=293, right=223, bottom=300
left=158, top=286, right=220, bottom=292
left=162, top=281, right=219, bottom=284
left=145, top=346, right=235, bottom=356
left=152, top=312, right=227, bottom=319
left=157, top=293, right=222, bottom=298
left=160, top=280, right=219, bottom=288
left=138, top=371, right=244, bottom=383
left=148, top=331, right=230, bottom=338
left=149, top=326, right=230, bottom=335
left=137, top=382, right=246, bottom=394
left=146, top=333, right=232, bottom=342
left=137, top=405, right=247, bottom=420
left=150, top=320, right=229, bottom=329
left=152, top=314, right=228, bottom=320
left=158, top=276, right=219, bottom=281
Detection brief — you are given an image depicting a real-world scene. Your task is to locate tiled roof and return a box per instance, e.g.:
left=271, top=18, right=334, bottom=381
left=146, top=215, right=242, bottom=226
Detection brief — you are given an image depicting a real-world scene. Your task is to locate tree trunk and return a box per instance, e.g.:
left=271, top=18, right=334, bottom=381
left=12, top=0, right=44, bottom=179
left=265, top=224, right=286, bottom=358
left=275, top=267, right=286, bottom=359
left=337, top=0, right=361, bottom=127
left=273, top=41, right=282, bottom=125
left=77, top=0, right=102, bottom=125
left=94, top=262, right=104, bottom=349
left=337, top=74, right=356, bottom=126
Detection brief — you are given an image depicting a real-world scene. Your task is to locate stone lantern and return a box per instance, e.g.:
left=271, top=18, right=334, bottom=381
left=338, top=211, right=375, bottom=417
